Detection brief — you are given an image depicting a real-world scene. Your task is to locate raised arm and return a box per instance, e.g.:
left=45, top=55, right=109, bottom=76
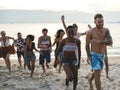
left=88, top=24, right=92, bottom=29
left=61, top=15, right=67, bottom=32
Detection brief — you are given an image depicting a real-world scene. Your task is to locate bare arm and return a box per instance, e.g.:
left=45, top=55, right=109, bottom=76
left=100, top=30, right=113, bottom=45
left=76, top=39, right=81, bottom=69
left=61, top=15, right=67, bottom=32
left=34, top=45, right=39, bottom=52
left=8, top=36, right=15, bottom=41
left=49, top=37, right=52, bottom=52
left=8, top=36, right=15, bottom=44
left=52, top=38, right=57, bottom=46
left=80, top=32, right=86, bottom=36
left=88, top=24, right=92, bottom=29
left=85, top=31, right=92, bottom=64
left=56, top=39, right=65, bottom=58
left=37, top=37, right=41, bottom=48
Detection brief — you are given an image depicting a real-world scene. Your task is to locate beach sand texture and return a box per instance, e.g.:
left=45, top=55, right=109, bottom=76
left=0, top=57, right=120, bottom=90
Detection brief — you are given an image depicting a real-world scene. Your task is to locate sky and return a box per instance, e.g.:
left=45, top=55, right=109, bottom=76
left=0, top=0, right=120, bottom=13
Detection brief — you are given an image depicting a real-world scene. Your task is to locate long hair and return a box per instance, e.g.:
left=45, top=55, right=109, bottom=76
left=55, top=29, right=64, bottom=39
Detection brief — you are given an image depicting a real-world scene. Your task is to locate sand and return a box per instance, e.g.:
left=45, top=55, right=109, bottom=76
left=0, top=56, right=120, bottom=90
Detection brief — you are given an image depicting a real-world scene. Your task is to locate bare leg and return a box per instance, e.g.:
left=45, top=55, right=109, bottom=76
left=104, top=56, right=109, bottom=78
left=24, top=63, right=26, bottom=69
left=30, top=61, right=35, bottom=77
left=88, top=72, right=95, bottom=90
left=94, top=70, right=101, bottom=90
left=72, top=65, right=78, bottom=90
left=4, top=54, right=11, bottom=73
left=46, top=63, right=49, bottom=69
left=18, top=57, right=22, bottom=67
left=58, top=62, right=62, bottom=73
left=27, top=62, right=31, bottom=70
left=41, top=64, right=45, bottom=72
left=63, top=64, right=74, bottom=81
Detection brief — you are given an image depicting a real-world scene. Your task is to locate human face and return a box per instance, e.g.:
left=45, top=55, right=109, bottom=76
left=42, top=31, right=48, bottom=36
left=74, top=27, right=78, bottom=35
left=94, top=18, right=104, bottom=29
left=1, top=32, right=6, bottom=37
left=17, top=33, right=22, bottom=39
left=60, top=31, right=65, bottom=37
left=67, top=28, right=74, bottom=38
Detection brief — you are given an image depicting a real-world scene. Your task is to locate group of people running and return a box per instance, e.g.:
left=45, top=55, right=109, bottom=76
left=0, top=14, right=112, bottom=90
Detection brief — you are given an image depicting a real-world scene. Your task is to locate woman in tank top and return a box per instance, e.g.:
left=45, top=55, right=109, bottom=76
left=0, top=31, right=15, bottom=73
left=56, top=26, right=81, bottom=90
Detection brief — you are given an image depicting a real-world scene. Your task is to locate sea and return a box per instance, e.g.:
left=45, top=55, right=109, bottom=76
left=0, top=23, right=120, bottom=60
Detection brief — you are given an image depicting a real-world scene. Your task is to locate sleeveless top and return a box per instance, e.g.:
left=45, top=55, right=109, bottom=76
left=0, top=37, right=10, bottom=47
left=39, top=36, right=51, bottom=51
left=63, top=39, right=77, bottom=52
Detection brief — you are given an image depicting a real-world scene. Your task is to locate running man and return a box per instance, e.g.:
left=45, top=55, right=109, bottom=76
left=38, top=28, right=52, bottom=73
left=86, top=14, right=113, bottom=90
left=14, top=32, right=26, bottom=68
left=88, top=24, right=112, bottom=78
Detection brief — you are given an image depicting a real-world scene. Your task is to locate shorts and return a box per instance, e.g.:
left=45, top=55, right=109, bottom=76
left=17, top=51, right=24, bottom=58
left=90, top=51, right=105, bottom=70
left=62, top=56, right=78, bottom=66
left=0, top=46, right=15, bottom=58
left=39, top=52, right=51, bottom=64
left=24, top=52, right=36, bottom=64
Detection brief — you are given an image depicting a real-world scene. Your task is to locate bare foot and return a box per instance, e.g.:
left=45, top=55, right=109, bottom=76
left=88, top=78, right=93, bottom=90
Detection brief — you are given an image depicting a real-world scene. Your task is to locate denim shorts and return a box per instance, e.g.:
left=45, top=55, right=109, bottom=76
left=39, top=52, right=51, bottom=64
left=62, top=56, right=78, bottom=66
left=24, top=52, right=36, bottom=64
left=90, top=51, right=105, bottom=70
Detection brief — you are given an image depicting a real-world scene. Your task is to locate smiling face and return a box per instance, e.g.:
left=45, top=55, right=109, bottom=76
left=94, top=17, right=104, bottom=29
left=67, top=28, right=74, bottom=38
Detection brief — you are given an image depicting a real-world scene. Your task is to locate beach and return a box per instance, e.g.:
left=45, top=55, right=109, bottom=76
left=0, top=56, right=120, bottom=90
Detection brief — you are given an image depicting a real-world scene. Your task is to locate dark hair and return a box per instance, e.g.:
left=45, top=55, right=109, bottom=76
left=26, top=34, right=34, bottom=41
left=17, top=32, right=21, bottom=35
left=66, top=25, right=74, bottom=32
left=55, top=29, right=64, bottom=38
left=94, top=14, right=103, bottom=20
left=72, top=23, right=78, bottom=28
left=42, top=28, right=48, bottom=32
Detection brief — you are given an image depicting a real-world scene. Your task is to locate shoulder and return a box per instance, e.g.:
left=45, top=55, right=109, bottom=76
left=103, top=27, right=110, bottom=33
left=38, top=36, right=42, bottom=40
left=47, top=36, right=51, bottom=39
left=75, top=38, right=81, bottom=44
left=86, top=28, right=95, bottom=35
